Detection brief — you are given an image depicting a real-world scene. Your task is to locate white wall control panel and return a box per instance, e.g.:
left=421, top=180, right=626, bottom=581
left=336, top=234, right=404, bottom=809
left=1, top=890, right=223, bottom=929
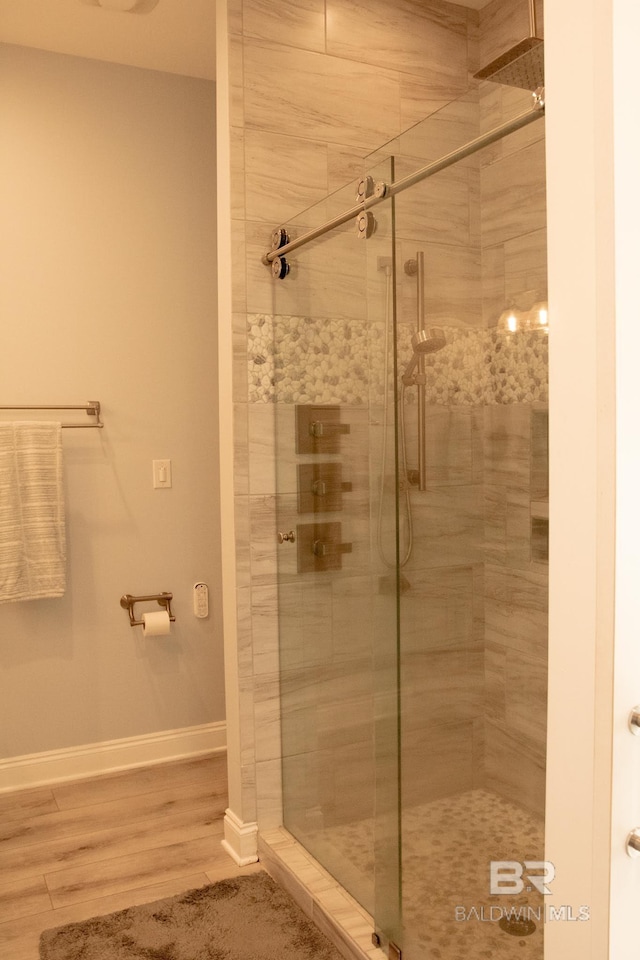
left=153, top=459, right=172, bottom=488
left=193, top=582, right=209, bottom=618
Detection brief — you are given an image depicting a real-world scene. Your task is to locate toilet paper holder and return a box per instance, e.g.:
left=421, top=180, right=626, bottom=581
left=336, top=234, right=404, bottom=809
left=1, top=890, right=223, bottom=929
left=120, top=592, right=175, bottom=627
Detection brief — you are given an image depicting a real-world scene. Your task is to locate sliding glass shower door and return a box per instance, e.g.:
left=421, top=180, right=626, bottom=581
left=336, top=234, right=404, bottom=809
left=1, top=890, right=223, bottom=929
left=269, top=164, right=402, bottom=941
left=375, top=84, right=548, bottom=959
left=271, top=81, right=548, bottom=959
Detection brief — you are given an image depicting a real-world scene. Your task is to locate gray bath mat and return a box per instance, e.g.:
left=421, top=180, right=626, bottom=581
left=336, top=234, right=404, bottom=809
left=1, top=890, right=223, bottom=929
left=40, top=871, right=344, bottom=960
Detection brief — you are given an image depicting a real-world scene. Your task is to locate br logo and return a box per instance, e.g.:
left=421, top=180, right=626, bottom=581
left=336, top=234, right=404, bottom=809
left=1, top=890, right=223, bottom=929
left=490, top=861, right=555, bottom=895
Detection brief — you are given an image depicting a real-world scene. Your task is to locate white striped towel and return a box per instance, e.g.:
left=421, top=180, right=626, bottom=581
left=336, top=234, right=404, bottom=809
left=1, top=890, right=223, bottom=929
left=0, top=422, right=66, bottom=603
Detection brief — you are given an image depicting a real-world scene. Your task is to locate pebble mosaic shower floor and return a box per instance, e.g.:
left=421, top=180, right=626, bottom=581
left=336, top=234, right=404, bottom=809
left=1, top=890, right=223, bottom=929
left=309, top=789, right=544, bottom=960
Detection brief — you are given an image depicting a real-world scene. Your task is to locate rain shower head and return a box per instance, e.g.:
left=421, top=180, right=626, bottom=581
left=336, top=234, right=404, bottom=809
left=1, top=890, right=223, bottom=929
left=474, top=0, right=544, bottom=91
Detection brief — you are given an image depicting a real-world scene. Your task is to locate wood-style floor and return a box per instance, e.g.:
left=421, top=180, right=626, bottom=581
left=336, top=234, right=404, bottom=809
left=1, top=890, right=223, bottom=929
left=0, top=753, right=261, bottom=959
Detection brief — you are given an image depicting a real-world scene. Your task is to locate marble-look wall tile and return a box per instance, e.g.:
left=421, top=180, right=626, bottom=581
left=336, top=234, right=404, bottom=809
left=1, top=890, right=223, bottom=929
left=236, top=584, right=254, bottom=677
left=530, top=405, right=549, bottom=500
left=239, top=676, right=257, bottom=766
left=326, top=146, right=365, bottom=194
left=505, top=494, right=532, bottom=567
left=279, top=579, right=335, bottom=669
left=481, top=242, right=505, bottom=326
left=245, top=226, right=279, bottom=318
left=483, top=719, right=545, bottom=818
left=484, top=562, right=548, bottom=660
left=251, top=583, right=279, bottom=675
left=478, top=0, right=544, bottom=71
left=232, top=312, right=249, bottom=403
left=483, top=484, right=507, bottom=565
left=483, top=404, right=531, bottom=489
left=472, top=716, right=485, bottom=788
left=230, top=127, right=246, bottom=220
left=382, top=92, right=479, bottom=167
left=409, top=484, right=484, bottom=570
left=484, top=484, right=533, bottom=567
left=244, top=130, right=329, bottom=225
left=504, top=226, right=547, bottom=304
left=484, top=640, right=506, bottom=724
left=234, top=494, right=252, bottom=588
left=471, top=407, right=484, bottom=483
left=397, top=240, right=481, bottom=329
left=248, top=401, right=277, bottom=494
left=280, top=664, right=323, bottom=758
left=480, top=138, right=547, bottom=248
left=243, top=40, right=401, bottom=151
left=228, top=0, right=243, bottom=38
left=246, top=222, right=368, bottom=321
left=505, top=647, right=547, bottom=748
left=402, top=720, right=474, bottom=807
left=465, top=6, right=480, bottom=77
left=401, top=405, right=475, bottom=485
left=395, top=161, right=472, bottom=248
left=319, top=741, right=375, bottom=826
left=229, top=35, right=244, bottom=127
left=472, top=562, right=485, bottom=642
left=331, top=576, right=376, bottom=661
left=249, top=493, right=279, bottom=586
left=233, top=402, right=249, bottom=495
left=402, top=644, right=484, bottom=728
left=243, top=0, right=326, bottom=54
left=253, top=672, right=282, bottom=762
left=231, top=219, right=248, bottom=315
left=272, top=403, right=298, bottom=496
left=326, top=0, right=469, bottom=94
left=485, top=641, right=547, bottom=747
left=478, top=82, right=544, bottom=167
left=399, top=88, right=450, bottom=136
left=255, top=757, right=284, bottom=829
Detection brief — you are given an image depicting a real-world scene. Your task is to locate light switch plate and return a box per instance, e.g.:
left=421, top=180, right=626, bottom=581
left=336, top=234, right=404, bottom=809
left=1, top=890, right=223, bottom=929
left=153, top=459, right=172, bottom=488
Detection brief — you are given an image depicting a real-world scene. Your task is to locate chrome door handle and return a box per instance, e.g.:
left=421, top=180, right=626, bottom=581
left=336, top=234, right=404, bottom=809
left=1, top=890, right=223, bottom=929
left=629, top=706, right=640, bottom=735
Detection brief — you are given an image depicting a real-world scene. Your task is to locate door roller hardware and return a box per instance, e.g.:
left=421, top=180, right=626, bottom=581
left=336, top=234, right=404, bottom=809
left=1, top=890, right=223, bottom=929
left=356, top=210, right=376, bottom=240
left=278, top=530, right=296, bottom=543
left=270, top=227, right=290, bottom=251
left=271, top=255, right=289, bottom=280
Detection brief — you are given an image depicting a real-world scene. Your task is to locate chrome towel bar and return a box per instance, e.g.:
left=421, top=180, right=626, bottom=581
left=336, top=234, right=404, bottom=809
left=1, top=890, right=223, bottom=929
left=0, top=401, right=103, bottom=428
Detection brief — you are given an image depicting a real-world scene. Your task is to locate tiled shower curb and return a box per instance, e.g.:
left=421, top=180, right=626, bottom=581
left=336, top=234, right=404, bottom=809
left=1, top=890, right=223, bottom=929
left=258, top=827, right=387, bottom=960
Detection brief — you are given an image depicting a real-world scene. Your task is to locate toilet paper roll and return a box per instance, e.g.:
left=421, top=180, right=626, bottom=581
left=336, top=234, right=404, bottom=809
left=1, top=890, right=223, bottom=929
left=142, top=610, right=171, bottom=637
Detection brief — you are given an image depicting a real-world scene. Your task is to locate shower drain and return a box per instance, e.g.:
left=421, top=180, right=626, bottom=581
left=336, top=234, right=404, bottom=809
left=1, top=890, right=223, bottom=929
left=498, top=916, right=536, bottom=938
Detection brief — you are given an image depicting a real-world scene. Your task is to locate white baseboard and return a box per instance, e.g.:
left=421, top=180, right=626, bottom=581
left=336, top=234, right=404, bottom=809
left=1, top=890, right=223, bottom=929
left=222, top=807, right=259, bottom=865
left=0, top=721, right=226, bottom=793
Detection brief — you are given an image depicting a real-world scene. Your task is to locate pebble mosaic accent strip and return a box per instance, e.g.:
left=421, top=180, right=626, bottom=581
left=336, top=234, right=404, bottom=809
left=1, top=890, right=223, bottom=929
left=248, top=315, right=548, bottom=406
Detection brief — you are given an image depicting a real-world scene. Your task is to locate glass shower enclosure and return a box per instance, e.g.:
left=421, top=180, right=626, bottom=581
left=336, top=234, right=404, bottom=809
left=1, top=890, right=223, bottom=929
left=266, top=81, right=548, bottom=959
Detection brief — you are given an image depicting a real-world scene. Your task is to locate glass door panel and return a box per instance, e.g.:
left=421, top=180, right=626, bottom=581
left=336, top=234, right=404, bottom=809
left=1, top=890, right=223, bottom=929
left=270, top=167, right=400, bottom=929
left=369, top=83, right=548, bottom=958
